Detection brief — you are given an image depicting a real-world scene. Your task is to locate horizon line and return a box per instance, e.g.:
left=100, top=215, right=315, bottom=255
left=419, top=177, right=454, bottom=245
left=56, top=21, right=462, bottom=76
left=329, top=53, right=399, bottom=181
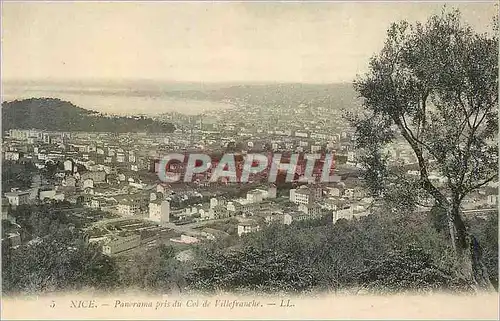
left=1, top=77, right=356, bottom=86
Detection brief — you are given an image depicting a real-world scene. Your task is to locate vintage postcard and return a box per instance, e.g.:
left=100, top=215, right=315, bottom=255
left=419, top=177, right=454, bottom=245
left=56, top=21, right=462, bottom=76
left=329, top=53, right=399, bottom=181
left=1, top=1, right=498, bottom=320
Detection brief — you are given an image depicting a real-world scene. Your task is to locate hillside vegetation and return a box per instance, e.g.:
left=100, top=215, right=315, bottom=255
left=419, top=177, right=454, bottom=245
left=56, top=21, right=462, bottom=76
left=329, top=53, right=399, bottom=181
left=2, top=98, right=175, bottom=133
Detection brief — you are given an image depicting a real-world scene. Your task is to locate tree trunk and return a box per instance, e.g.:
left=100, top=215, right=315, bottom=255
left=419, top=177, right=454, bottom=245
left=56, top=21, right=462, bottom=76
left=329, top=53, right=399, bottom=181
left=446, top=206, right=457, bottom=252
left=449, top=203, right=494, bottom=291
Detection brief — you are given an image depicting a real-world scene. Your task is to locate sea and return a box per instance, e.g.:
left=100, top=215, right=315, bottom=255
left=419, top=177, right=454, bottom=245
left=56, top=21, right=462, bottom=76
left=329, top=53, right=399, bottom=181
left=1, top=80, right=234, bottom=116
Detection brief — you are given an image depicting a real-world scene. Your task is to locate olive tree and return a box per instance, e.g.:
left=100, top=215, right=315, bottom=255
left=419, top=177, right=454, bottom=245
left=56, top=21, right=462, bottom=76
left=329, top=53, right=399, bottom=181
left=350, top=8, right=498, bottom=289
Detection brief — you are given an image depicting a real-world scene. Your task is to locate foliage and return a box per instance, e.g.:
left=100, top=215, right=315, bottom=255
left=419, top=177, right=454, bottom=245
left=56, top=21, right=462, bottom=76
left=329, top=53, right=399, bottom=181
left=2, top=160, right=38, bottom=191
left=2, top=204, right=122, bottom=295
left=185, top=211, right=487, bottom=293
left=2, top=229, right=118, bottom=294
left=291, top=214, right=332, bottom=228
left=116, top=245, right=187, bottom=293
left=186, top=246, right=320, bottom=293
left=350, top=9, right=498, bottom=209
left=202, top=218, right=239, bottom=236
left=347, top=7, right=498, bottom=287
left=427, top=204, right=448, bottom=232
left=468, top=212, right=499, bottom=289
left=2, top=203, right=496, bottom=294
left=2, top=98, right=175, bottom=133
left=358, top=244, right=472, bottom=294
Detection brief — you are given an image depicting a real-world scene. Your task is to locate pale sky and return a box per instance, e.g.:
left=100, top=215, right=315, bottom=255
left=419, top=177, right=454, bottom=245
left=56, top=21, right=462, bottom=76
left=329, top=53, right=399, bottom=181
left=1, top=1, right=497, bottom=83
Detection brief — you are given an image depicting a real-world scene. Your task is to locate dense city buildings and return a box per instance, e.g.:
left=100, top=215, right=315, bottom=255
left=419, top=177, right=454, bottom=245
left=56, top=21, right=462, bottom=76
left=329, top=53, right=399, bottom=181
left=2, top=94, right=498, bottom=257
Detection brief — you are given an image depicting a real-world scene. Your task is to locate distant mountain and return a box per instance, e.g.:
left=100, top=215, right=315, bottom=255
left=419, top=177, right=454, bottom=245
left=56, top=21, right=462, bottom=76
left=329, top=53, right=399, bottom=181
left=1, top=98, right=175, bottom=133
left=163, top=82, right=361, bottom=110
